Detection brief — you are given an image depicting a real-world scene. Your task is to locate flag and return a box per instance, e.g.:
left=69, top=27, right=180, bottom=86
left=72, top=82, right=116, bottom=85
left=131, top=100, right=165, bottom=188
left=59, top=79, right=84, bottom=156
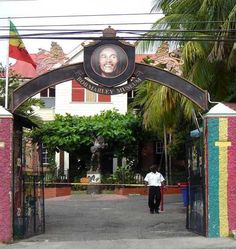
left=9, top=21, right=37, bottom=69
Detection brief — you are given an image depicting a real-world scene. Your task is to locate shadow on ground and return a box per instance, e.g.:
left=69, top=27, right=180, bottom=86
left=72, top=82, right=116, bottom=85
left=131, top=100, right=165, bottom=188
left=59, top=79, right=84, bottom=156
left=26, top=193, right=196, bottom=242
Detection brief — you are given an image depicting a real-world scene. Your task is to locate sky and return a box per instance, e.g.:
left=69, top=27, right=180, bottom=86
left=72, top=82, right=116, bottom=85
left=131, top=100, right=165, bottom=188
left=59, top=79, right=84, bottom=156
left=0, top=0, right=162, bottom=65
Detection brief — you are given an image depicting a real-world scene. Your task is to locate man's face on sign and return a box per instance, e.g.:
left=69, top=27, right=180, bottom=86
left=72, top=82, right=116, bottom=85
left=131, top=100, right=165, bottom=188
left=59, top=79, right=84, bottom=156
left=99, top=47, right=118, bottom=75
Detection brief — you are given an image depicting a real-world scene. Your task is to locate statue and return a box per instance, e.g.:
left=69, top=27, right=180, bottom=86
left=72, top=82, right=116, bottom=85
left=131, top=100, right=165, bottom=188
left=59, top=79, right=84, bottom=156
left=89, top=136, right=107, bottom=172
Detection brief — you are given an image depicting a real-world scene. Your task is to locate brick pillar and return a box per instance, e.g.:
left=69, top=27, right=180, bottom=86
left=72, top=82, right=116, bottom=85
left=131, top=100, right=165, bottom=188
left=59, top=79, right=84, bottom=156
left=205, top=103, right=236, bottom=237
left=0, top=106, right=13, bottom=242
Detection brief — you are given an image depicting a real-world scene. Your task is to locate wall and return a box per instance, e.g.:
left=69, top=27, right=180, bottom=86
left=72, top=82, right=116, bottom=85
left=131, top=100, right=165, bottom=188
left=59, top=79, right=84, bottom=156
left=0, top=109, right=13, bottom=242
left=55, top=81, right=127, bottom=116
left=206, top=115, right=236, bottom=237
left=44, top=185, right=71, bottom=199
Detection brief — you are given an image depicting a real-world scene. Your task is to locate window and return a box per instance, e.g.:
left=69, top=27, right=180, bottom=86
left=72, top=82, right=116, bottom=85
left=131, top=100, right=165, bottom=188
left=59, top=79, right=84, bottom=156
left=86, top=89, right=97, bottom=102
left=72, top=80, right=110, bottom=103
left=40, top=87, right=55, bottom=97
left=72, top=80, right=84, bottom=101
left=128, top=90, right=135, bottom=99
left=155, top=141, right=163, bottom=154
left=40, top=87, right=55, bottom=108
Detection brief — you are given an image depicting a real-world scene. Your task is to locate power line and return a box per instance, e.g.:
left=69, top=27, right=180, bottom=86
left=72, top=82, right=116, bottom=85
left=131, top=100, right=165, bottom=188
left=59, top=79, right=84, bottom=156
left=0, top=20, right=232, bottom=29
left=0, top=23, right=155, bottom=28
left=0, top=34, right=234, bottom=42
left=0, top=12, right=163, bottom=20
left=0, top=28, right=235, bottom=33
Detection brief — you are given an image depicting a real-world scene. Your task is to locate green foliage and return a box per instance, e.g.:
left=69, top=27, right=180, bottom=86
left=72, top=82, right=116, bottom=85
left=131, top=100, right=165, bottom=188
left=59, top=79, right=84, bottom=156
left=139, top=0, right=236, bottom=102
left=167, top=129, right=190, bottom=158
left=44, top=151, right=58, bottom=183
left=101, top=165, right=136, bottom=184
left=101, top=174, right=115, bottom=184
left=112, top=165, right=136, bottom=184
left=171, top=170, right=188, bottom=185
left=142, top=56, right=155, bottom=64
left=32, top=110, right=143, bottom=162
left=132, top=0, right=236, bottom=170
left=0, top=66, right=21, bottom=106
left=0, top=64, right=44, bottom=124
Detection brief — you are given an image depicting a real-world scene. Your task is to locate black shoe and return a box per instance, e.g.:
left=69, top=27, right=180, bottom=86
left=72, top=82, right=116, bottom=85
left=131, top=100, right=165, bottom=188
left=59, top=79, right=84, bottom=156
left=155, top=210, right=159, bottom=214
left=150, top=210, right=154, bottom=214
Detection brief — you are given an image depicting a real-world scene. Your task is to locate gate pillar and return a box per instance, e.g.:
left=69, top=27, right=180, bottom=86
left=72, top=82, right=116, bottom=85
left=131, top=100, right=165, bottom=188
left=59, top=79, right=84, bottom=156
left=0, top=106, right=13, bottom=242
left=205, top=103, right=236, bottom=237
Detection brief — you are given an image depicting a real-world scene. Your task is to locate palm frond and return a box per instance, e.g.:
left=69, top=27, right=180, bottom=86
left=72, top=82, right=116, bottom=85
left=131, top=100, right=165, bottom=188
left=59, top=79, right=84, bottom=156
left=207, top=3, right=236, bottom=64
left=227, top=44, right=236, bottom=69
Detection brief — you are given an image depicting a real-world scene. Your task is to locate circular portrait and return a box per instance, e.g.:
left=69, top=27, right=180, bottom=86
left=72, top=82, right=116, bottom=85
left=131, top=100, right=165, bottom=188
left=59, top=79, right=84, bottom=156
left=91, top=44, right=128, bottom=78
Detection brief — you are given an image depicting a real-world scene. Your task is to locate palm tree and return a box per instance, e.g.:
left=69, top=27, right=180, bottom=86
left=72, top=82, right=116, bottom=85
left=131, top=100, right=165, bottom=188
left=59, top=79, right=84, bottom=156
left=134, top=0, right=236, bottom=141
left=133, top=0, right=236, bottom=183
left=139, top=0, right=236, bottom=101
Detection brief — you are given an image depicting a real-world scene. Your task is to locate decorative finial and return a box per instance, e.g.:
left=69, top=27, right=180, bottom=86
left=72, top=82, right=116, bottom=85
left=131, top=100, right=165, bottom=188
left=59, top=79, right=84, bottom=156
left=102, top=26, right=117, bottom=38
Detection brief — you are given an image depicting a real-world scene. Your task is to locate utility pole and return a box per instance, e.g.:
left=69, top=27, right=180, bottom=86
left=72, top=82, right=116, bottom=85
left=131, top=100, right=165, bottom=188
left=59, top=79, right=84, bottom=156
left=164, top=126, right=169, bottom=185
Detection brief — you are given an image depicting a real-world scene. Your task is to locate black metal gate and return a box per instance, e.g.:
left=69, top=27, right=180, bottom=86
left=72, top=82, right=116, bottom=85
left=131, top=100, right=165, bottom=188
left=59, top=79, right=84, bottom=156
left=186, top=133, right=206, bottom=235
left=13, top=135, right=45, bottom=239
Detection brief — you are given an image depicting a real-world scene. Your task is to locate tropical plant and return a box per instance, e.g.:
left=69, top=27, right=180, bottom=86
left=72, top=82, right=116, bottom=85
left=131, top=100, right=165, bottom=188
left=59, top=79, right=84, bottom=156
left=131, top=0, right=236, bottom=182
left=133, top=0, right=236, bottom=173
left=0, top=64, right=44, bottom=124
left=112, top=165, right=136, bottom=184
left=139, top=0, right=236, bottom=102
left=32, top=110, right=144, bottom=165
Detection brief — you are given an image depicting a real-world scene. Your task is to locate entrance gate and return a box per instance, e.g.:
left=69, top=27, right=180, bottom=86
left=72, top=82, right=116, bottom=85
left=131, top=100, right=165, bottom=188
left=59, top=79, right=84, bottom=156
left=186, top=133, right=205, bottom=235
left=8, top=59, right=208, bottom=240
left=12, top=115, right=45, bottom=239
left=13, top=175, right=45, bottom=239
left=2, top=29, right=236, bottom=242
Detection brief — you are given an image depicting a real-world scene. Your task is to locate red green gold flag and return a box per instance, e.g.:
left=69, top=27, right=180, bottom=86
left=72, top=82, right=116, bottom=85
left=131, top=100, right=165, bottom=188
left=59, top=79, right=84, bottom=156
left=9, top=21, right=37, bottom=69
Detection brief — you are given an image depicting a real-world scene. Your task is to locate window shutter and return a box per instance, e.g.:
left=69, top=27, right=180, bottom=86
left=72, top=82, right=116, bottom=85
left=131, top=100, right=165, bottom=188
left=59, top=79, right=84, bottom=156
left=72, top=80, right=84, bottom=102
left=98, top=94, right=111, bottom=102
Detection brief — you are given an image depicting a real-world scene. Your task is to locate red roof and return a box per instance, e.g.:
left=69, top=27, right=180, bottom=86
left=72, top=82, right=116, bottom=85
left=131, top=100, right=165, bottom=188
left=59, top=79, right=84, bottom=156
left=223, top=102, right=236, bottom=111
left=9, top=53, right=156, bottom=79
left=10, top=52, right=63, bottom=79
left=10, top=55, right=38, bottom=78
left=135, top=54, right=157, bottom=63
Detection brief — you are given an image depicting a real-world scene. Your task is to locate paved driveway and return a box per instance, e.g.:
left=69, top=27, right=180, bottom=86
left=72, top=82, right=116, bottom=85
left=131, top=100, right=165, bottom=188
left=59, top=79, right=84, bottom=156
left=1, top=193, right=236, bottom=249
left=30, top=193, right=191, bottom=241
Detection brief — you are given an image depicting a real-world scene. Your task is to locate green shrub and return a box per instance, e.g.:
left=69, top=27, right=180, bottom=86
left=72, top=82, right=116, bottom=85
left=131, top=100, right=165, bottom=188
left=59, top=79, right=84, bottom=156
left=113, top=165, right=136, bottom=184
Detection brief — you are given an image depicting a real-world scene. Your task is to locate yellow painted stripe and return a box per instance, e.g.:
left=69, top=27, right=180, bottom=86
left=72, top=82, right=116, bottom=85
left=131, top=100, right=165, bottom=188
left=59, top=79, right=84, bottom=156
left=9, top=30, right=25, bottom=49
left=218, top=118, right=229, bottom=236
left=215, top=141, right=231, bottom=147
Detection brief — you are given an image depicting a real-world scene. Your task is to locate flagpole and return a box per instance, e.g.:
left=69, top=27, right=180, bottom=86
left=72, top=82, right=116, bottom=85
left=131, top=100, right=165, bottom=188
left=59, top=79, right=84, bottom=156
left=4, top=18, right=10, bottom=109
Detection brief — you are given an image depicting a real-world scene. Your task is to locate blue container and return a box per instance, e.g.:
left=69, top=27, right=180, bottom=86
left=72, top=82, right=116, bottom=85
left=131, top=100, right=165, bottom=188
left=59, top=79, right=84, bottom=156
left=180, top=186, right=189, bottom=207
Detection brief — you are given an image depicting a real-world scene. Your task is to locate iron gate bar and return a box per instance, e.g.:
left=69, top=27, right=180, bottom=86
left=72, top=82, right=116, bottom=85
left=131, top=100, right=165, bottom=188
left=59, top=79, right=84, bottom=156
left=186, top=135, right=206, bottom=236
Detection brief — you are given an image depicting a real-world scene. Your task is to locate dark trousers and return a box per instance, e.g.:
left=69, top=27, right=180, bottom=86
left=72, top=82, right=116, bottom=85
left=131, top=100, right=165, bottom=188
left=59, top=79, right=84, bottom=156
left=148, top=186, right=161, bottom=212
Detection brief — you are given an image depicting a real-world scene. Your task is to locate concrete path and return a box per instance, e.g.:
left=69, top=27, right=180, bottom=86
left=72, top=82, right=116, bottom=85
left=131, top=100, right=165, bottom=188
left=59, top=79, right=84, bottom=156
left=1, top=193, right=236, bottom=249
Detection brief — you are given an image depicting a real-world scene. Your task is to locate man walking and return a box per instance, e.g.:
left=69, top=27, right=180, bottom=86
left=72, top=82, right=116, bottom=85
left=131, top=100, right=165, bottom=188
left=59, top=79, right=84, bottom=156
left=144, top=165, right=165, bottom=214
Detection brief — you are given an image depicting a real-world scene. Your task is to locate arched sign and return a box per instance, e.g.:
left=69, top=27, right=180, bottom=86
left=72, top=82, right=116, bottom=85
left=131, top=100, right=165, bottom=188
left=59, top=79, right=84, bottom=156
left=10, top=27, right=209, bottom=111
left=10, top=62, right=209, bottom=112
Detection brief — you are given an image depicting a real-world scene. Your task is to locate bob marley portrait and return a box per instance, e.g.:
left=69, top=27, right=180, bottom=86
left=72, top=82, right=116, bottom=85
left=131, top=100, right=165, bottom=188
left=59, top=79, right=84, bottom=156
left=91, top=44, right=128, bottom=78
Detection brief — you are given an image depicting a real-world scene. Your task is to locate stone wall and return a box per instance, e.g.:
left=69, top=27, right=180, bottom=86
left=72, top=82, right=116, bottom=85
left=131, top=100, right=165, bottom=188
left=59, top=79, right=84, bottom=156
left=206, top=114, right=236, bottom=237
left=0, top=109, right=13, bottom=242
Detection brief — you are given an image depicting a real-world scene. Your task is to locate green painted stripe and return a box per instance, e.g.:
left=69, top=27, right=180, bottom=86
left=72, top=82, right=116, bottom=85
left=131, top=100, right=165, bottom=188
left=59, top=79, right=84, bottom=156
left=208, top=118, right=220, bottom=237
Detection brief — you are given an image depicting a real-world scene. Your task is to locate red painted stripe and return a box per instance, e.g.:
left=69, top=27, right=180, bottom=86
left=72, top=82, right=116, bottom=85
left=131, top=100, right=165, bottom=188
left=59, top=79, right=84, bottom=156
left=205, top=119, right=209, bottom=236
left=227, top=117, right=236, bottom=232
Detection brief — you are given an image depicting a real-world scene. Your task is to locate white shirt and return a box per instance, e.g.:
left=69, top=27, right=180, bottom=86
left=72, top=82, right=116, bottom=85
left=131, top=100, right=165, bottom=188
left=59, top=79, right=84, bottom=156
left=144, top=172, right=165, bottom=186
